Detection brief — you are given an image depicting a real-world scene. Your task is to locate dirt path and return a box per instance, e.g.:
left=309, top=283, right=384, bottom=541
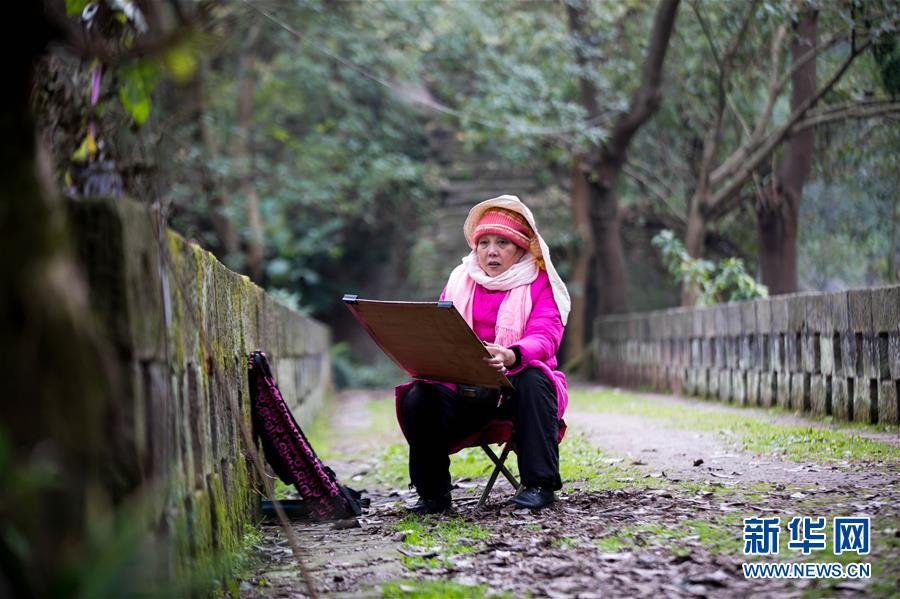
left=570, top=410, right=894, bottom=488
left=240, top=387, right=900, bottom=598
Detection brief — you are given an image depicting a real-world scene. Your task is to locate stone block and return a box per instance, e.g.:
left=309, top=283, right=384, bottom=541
left=861, top=333, right=879, bottom=378
left=777, top=371, right=791, bottom=408
left=733, top=370, right=747, bottom=405
left=726, top=303, right=743, bottom=337
left=875, top=333, right=890, bottom=379
left=853, top=378, right=876, bottom=424
left=725, top=337, right=737, bottom=369
left=829, top=291, right=849, bottom=332
left=806, top=293, right=831, bottom=333
left=870, top=285, right=900, bottom=333
left=714, top=305, right=728, bottom=337
left=742, top=301, right=757, bottom=333
left=691, top=339, right=701, bottom=367
left=756, top=298, right=772, bottom=334
left=820, top=334, right=834, bottom=375
left=802, top=333, right=820, bottom=374
left=810, top=375, right=828, bottom=417
left=693, top=307, right=706, bottom=337
left=840, top=333, right=859, bottom=377
left=695, top=369, right=709, bottom=397
left=791, top=373, right=809, bottom=411
left=714, top=337, right=726, bottom=368
left=786, top=333, right=801, bottom=372
left=760, top=372, right=776, bottom=407
left=739, top=335, right=752, bottom=370
left=770, top=296, right=789, bottom=333
left=683, top=369, right=695, bottom=395
left=758, top=334, right=770, bottom=371
left=673, top=367, right=686, bottom=394
left=878, top=381, right=898, bottom=425
left=787, top=294, right=809, bottom=332
left=890, top=333, right=900, bottom=379
left=703, top=306, right=717, bottom=338
left=708, top=368, right=719, bottom=398
left=848, top=288, right=873, bottom=332
left=832, top=378, right=851, bottom=421
left=747, top=372, right=760, bottom=406
left=770, top=333, right=785, bottom=372
left=681, top=309, right=694, bottom=339
left=718, top=370, right=732, bottom=402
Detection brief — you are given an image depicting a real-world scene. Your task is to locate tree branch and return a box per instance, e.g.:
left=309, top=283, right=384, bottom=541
left=601, top=0, right=681, bottom=163
left=792, top=100, right=900, bottom=133
left=709, top=10, right=898, bottom=187
left=622, top=164, right=686, bottom=224
left=704, top=37, right=872, bottom=218
left=693, top=0, right=758, bottom=194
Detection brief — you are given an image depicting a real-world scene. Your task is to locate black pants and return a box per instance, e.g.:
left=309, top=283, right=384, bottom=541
left=398, top=367, right=561, bottom=498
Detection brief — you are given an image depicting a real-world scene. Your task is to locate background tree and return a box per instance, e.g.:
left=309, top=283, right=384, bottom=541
left=31, top=0, right=900, bottom=377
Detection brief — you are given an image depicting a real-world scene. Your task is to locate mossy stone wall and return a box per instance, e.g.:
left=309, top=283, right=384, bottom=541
left=594, top=288, right=899, bottom=425
left=67, top=197, right=330, bottom=586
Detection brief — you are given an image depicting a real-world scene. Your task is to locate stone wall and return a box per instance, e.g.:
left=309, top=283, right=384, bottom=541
left=67, top=197, right=331, bottom=585
left=594, top=287, right=899, bottom=425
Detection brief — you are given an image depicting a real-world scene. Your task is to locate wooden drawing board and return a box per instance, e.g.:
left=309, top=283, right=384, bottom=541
left=343, top=295, right=514, bottom=389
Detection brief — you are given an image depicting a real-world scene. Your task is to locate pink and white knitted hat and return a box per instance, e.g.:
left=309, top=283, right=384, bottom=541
left=472, top=208, right=533, bottom=250
left=463, top=195, right=572, bottom=325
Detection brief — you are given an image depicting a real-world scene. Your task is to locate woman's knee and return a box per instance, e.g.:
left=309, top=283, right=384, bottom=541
left=400, top=383, right=436, bottom=421
left=514, top=368, right=553, bottom=394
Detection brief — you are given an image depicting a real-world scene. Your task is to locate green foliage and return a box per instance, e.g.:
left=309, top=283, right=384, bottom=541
left=331, top=342, right=405, bottom=389
left=65, top=0, right=91, bottom=17
left=117, top=60, right=158, bottom=125
left=652, top=229, right=767, bottom=304
left=381, top=579, right=507, bottom=598
left=800, top=125, right=899, bottom=288
left=40, top=0, right=900, bottom=319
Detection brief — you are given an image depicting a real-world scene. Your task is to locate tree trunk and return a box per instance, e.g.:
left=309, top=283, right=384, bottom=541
left=682, top=198, right=705, bottom=304
left=757, top=11, right=818, bottom=294
left=236, top=26, right=264, bottom=283
left=562, top=155, right=594, bottom=374
left=587, top=164, right=629, bottom=314
left=568, top=0, right=681, bottom=319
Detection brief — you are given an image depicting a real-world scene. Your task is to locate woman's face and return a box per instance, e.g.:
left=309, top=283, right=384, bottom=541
left=476, top=234, right=525, bottom=277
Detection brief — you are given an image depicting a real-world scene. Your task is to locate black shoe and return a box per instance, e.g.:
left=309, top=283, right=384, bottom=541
left=512, top=486, right=555, bottom=509
left=408, top=493, right=452, bottom=515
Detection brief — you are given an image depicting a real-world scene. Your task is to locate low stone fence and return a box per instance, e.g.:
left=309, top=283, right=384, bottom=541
left=67, top=197, right=331, bottom=585
left=594, top=287, right=899, bottom=425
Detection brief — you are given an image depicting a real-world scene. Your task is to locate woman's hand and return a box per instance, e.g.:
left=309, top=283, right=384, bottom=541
left=483, top=343, right=516, bottom=372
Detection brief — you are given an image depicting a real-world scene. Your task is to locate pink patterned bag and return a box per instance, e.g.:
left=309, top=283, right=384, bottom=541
left=248, top=350, right=365, bottom=520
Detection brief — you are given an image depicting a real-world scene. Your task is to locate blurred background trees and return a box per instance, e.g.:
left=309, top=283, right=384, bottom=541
left=32, top=0, right=900, bottom=378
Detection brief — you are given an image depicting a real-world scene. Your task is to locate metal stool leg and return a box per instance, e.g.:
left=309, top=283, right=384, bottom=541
left=477, top=443, right=520, bottom=508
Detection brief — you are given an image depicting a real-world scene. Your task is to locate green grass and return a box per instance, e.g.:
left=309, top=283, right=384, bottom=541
left=303, top=396, right=338, bottom=458
left=380, top=579, right=513, bottom=598
left=392, top=515, right=491, bottom=569
left=593, top=512, right=745, bottom=556
left=560, top=433, right=661, bottom=490
left=570, top=388, right=900, bottom=462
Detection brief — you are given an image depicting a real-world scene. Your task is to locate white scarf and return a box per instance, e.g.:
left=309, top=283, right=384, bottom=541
left=444, top=252, right=538, bottom=347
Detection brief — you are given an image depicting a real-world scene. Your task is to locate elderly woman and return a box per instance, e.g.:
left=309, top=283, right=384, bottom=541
left=396, top=195, right=570, bottom=513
